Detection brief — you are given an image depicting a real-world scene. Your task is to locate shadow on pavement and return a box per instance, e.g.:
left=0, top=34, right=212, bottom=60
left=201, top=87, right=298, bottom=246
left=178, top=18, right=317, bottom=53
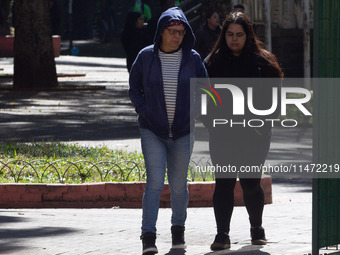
left=204, top=245, right=270, bottom=255
left=0, top=214, right=79, bottom=254
left=0, top=243, right=27, bottom=254
left=0, top=227, right=79, bottom=254
left=55, top=60, right=126, bottom=69
left=162, top=245, right=272, bottom=255
left=0, top=227, right=78, bottom=239
left=0, top=89, right=139, bottom=142
left=165, top=249, right=186, bottom=255
left=0, top=215, right=29, bottom=224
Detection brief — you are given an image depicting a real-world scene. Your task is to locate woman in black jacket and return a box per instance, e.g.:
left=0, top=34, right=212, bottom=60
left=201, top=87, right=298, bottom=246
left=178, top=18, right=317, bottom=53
left=195, top=10, right=221, bottom=60
left=121, top=12, right=149, bottom=72
left=203, top=12, right=283, bottom=250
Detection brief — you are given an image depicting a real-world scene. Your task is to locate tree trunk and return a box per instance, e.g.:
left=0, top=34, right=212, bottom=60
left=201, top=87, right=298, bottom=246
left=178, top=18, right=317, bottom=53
left=13, top=0, right=58, bottom=89
left=0, top=0, right=11, bottom=35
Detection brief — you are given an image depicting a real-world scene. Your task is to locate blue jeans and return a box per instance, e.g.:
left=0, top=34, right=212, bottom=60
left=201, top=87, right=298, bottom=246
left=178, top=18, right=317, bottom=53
left=140, top=128, right=193, bottom=234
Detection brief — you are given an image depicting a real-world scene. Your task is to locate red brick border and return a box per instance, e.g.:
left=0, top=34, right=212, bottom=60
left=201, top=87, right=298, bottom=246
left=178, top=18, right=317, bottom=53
left=0, top=177, right=272, bottom=208
left=0, top=35, right=60, bottom=57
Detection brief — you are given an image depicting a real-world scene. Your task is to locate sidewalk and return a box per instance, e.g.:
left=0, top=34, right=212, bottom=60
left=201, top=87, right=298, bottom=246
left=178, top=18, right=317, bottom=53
left=0, top=183, right=312, bottom=255
left=0, top=56, right=313, bottom=254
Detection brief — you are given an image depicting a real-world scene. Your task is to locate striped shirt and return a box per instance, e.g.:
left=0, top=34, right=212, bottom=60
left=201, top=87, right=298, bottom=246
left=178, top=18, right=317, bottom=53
left=159, top=48, right=182, bottom=137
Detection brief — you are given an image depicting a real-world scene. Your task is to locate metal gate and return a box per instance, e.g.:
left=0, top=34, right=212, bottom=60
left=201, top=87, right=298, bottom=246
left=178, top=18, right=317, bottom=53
left=312, top=0, right=340, bottom=254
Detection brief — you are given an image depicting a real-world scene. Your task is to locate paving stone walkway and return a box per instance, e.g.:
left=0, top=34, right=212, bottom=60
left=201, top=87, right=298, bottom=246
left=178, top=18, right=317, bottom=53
left=0, top=56, right=315, bottom=255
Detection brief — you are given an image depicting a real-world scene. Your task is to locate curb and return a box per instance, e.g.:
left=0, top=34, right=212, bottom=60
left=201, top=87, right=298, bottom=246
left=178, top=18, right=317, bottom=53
left=0, top=35, right=61, bottom=57
left=0, top=177, right=272, bottom=208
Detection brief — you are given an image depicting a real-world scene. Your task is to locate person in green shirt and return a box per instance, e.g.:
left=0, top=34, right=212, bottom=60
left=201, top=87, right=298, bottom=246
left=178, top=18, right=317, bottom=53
left=133, top=0, right=152, bottom=21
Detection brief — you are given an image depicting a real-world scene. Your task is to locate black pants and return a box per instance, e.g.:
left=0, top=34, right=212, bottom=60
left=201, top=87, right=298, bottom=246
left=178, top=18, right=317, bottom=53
left=209, top=137, right=271, bottom=234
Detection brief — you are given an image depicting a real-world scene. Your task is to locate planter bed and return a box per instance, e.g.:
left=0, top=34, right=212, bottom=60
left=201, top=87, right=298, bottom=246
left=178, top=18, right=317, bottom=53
left=0, top=177, right=272, bottom=208
left=0, top=35, right=61, bottom=57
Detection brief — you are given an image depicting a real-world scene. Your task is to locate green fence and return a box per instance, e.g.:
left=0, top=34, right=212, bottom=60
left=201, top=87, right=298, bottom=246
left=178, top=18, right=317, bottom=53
left=312, top=0, right=340, bottom=254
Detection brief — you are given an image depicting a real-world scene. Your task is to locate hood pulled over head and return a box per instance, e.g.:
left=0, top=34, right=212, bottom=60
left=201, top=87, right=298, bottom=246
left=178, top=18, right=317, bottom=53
left=154, top=7, right=195, bottom=51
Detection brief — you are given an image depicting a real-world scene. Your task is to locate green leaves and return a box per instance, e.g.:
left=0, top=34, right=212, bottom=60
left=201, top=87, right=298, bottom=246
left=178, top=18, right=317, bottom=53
left=0, top=142, right=146, bottom=183
left=0, top=142, right=212, bottom=183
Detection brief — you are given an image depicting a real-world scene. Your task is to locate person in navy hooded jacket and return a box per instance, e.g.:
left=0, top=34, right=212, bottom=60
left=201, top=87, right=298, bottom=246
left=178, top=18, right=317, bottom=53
left=129, top=6, right=207, bottom=255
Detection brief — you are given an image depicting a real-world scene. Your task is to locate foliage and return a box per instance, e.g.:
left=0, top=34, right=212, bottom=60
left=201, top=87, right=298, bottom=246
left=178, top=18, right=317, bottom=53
left=0, top=142, right=144, bottom=183
left=0, top=142, right=213, bottom=183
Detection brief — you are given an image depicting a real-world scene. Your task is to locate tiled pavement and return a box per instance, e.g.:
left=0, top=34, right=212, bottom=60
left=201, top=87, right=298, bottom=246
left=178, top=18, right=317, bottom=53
left=0, top=56, right=314, bottom=255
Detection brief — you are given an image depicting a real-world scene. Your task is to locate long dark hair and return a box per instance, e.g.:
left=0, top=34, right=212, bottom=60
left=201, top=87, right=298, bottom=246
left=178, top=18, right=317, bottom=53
left=205, top=10, right=218, bottom=21
left=208, top=12, right=283, bottom=78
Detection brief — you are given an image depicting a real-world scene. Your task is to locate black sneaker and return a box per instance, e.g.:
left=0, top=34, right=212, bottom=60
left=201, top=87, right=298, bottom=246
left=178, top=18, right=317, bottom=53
left=141, top=232, right=158, bottom=254
left=171, top=225, right=187, bottom=249
left=251, top=226, right=267, bottom=245
left=210, top=232, right=231, bottom=250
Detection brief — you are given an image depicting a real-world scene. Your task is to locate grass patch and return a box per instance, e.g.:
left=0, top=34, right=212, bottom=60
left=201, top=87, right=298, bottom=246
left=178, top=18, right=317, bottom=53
left=0, top=142, right=145, bottom=183
left=0, top=142, right=213, bottom=183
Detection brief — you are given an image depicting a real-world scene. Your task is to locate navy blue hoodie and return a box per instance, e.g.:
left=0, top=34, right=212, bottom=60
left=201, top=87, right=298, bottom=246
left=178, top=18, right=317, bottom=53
left=129, top=7, right=208, bottom=140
